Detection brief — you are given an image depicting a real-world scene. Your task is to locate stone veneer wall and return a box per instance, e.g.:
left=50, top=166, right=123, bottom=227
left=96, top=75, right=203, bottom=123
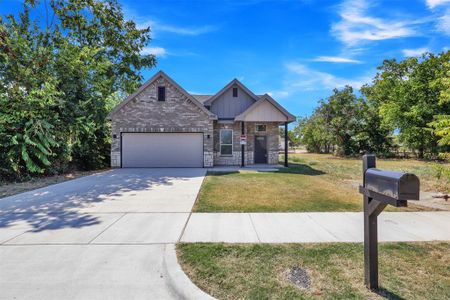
left=110, top=75, right=214, bottom=167
left=213, top=122, right=280, bottom=165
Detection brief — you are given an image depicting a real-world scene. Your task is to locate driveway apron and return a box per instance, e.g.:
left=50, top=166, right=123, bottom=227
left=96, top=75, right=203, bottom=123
left=0, top=168, right=209, bottom=300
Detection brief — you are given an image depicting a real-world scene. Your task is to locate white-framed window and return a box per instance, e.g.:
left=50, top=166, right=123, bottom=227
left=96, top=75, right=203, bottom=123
left=256, top=124, right=266, bottom=132
left=220, top=129, right=233, bottom=155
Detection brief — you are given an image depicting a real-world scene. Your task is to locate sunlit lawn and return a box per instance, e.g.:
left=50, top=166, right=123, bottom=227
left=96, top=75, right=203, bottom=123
left=177, top=242, right=450, bottom=300
left=287, top=153, right=448, bottom=193
left=193, top=153, right=446, bottom=212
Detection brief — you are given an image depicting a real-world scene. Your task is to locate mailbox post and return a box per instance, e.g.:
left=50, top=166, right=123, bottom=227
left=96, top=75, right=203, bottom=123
left=359, top=154, right=420, bottom=290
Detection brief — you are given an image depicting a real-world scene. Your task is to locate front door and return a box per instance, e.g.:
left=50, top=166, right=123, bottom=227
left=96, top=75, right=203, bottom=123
left=254, top=136, right=267, bottom=164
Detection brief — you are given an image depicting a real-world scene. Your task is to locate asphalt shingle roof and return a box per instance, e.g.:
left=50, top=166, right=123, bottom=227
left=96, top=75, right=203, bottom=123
left=191, top=94, right=265, bottom=104
left=190, top=94, right=213, bottom=103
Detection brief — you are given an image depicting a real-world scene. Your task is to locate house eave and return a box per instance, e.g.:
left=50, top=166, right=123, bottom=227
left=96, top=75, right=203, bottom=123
left=234, top=94, right=296, bottom=123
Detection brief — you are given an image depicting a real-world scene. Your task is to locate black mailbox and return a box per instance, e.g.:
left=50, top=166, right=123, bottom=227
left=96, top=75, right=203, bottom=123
left=358, top=154, right=420, bottom=290
left=364, top=169, right=420, bottom=201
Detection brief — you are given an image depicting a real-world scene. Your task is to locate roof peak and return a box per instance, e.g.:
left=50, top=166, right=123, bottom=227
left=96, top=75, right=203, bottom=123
left=204, top=77, right=259, bottom=105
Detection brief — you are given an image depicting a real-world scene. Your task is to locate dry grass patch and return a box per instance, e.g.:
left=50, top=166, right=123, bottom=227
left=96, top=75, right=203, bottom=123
left=195, top=170, right=364, bottom=212
left=194, top=153, right=443, bottom=212
left=288, top=153, right=448, bottom=193
left=177, top=242, right=450, bottom=300
left=0, top=169, right=108, bottom=198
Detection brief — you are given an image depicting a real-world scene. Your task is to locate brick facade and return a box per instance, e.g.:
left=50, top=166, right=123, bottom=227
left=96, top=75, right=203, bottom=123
left=109, top=72, right=286, bottom=167
left=213, top=122, right=280, bottom=165
left=110, top=75, right=214, bottom=167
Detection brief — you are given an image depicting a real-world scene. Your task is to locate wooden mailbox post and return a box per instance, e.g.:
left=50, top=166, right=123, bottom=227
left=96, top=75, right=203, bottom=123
left=359, top=154, right=420, bottom=290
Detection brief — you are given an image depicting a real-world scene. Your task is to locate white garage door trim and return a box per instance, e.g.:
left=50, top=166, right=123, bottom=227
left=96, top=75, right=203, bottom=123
left=121, top=132, right=204, bottom=168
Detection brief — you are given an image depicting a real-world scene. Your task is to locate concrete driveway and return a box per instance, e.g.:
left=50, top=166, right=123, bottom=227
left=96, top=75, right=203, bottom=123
left=0, top=168, right=212, bottom=300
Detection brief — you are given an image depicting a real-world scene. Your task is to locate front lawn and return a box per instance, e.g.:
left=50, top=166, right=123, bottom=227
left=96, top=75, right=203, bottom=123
left=177, top=242, right=450, bottom=300
left=193, top=153, right=437, bottom=212
left=195, top=169, right=364, bottom=212
left=287, top=153, right=448, bottom=193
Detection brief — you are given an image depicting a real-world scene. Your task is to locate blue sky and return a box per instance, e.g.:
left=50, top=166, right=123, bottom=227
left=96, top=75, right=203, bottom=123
left=2, top=0, right=450, bottom=117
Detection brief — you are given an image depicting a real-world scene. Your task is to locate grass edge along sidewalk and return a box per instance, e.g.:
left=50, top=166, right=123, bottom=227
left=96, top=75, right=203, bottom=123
left=177, top=242, right=450, bottom=300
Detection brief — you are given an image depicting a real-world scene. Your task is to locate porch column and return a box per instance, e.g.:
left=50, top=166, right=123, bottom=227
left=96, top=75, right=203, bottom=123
left=241, top=121, right=245, bottom=167
left=284, top=122, right=288, bottom=167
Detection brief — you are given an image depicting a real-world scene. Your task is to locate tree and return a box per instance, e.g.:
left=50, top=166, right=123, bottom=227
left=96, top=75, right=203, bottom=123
left=362, top=51, right=450, bottom=158
left=429, top=61, right=450, bottom=154
left=280, top=125, right=301, bottom=148
left=318, top=86, right=362, bottom=155
left=296, top=86, right=393, bottom=156
left=354, top=99, right=394, bottom=155
left=0, top=0, right=156, bottom=179
left=297, top=115, right=334, bottom=153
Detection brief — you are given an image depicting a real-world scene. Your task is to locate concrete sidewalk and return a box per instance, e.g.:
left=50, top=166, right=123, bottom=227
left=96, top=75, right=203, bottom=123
left=181, top=212, right=450, bottom=243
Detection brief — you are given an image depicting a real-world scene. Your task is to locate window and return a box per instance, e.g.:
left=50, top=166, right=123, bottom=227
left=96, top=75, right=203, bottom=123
left=220, top=129, right=233, bottom=155
left=256, top=124, right=266, bottom=132
left=232, top=87, right=238, bottom=97
left=158, top=86, right=166, bottom=101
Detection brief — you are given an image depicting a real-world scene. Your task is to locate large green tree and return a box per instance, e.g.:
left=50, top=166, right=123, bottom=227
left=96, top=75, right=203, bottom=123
left=297, top=114, right=334, bottom=153
left=363, top=51, right=450, bottom=158
left=429, top=61, right=450, bottom=155
left=297, top=86, right=393, bottom=156
left=0, top=0, right=156, bottom=179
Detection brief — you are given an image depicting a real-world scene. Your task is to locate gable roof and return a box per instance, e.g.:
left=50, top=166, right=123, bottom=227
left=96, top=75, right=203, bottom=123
left=191, top=94, right=213, bottom=103
left=203, top=79, right=259, bottom=105
left=107, top=71, right=217, bottom=120
left=235, top=94, right=297, bottom=123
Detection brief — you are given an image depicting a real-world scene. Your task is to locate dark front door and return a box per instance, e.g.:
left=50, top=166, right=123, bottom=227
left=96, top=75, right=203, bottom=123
left=254, top=136, right=267, bottom=164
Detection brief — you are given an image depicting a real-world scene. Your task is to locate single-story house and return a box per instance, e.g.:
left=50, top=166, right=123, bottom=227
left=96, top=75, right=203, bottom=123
left=107, top=71, right=296, bottom=168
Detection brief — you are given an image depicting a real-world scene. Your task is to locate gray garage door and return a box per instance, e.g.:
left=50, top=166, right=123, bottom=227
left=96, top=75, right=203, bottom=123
left=121, top=133, right=203, bottom=167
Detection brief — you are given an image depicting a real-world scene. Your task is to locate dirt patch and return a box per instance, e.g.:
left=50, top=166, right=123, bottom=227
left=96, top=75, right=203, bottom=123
left=0, top=169, right=109, bottom=198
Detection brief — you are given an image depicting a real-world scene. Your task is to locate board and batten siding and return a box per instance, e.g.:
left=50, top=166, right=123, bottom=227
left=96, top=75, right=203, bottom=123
left=239, top=99, right=288, bottom=122
left=210, top=85, right=255, bottom=119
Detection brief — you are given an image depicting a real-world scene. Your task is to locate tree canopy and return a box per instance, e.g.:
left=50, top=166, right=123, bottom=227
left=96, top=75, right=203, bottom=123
left=0, top=0, right=156, bottom=180
left=295, top=51, right=449, bottom=159
left=296, top=86, right=393, bottom=156
left=362, top=52, right=450, bottom=158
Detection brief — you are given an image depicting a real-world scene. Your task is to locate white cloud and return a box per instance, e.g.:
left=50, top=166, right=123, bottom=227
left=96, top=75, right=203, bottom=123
left=141, top=46, right=167, bottom=57
left=124, top=8, right=217, bottom=36
left=426, top=0, right=450, bottom=9
left=267, top=63, right=371, bottom=98
left=311, top=56, right=362, bottom=63
left=332, top=0, right=419, bottom=46
left=437, top=11, right=450, bottom=35
left=135, top=20, right=216, bottom=36
left=283, top=62, right=371, bottom=92
left=157, top=24, right=217, bottom=36
left=402, top=47, right=430, bottom=57
left=267, top=91, right=290, bottom=98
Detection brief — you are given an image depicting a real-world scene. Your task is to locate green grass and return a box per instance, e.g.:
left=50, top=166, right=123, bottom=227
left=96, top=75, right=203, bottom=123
left=177, top=242, right=450, bottom=300
left=195, top=169, right=364, bottom=212
left=285, top=153, right=449, bottom=193
left=194, top=153, right=437, bottom=212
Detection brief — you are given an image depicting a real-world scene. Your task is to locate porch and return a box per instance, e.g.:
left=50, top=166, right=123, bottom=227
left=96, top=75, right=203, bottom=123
left=207, top=164, right=286, bottom=172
